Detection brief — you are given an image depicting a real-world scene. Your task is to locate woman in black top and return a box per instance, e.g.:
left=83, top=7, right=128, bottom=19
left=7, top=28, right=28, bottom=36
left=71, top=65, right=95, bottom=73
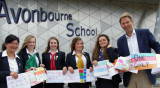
left=66, top=37, right=93, bottom=88
left=18, top=35, right=44, bottom=88
left=0, top=34, right=23, bottom=88
left=42, top=37, right=65, bottom=88
left=92, top=34, right=122, bottom=88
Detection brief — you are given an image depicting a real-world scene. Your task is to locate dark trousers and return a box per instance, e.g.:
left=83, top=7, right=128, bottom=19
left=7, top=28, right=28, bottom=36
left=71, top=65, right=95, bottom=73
left=96, top=78, right=119, bottom=88
left=68, top=82, right=90, bottom=88
left=44, top=83, right=64, bottom=88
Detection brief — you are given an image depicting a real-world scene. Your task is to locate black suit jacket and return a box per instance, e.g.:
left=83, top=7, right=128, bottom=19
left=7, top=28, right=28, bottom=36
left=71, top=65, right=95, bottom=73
left=42, top=51, right=65, bottom=70
left=0, top=52, right=23, bottom=88
left=18, top=49, right=41, bottom=70
left=66, top=52, right=92, bottom=69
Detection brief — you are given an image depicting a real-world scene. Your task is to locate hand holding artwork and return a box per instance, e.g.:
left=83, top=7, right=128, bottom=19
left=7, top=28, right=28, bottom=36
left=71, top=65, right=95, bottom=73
left=40, top=64, right=45, bottom=67
left=62, top=67, right=67, bottom=75
left=68, top=66, right=74, bottom=74
left=92, top=60, right=98, bottom=66
left=89, top=67, right=93, bottom=72
left=30, top=67, right=36, bottom=70
left=25, top=67, right=36, bottom=72
left=10, top=72, right=18, bottom=79
left=119, top=68, right=129, bottom=72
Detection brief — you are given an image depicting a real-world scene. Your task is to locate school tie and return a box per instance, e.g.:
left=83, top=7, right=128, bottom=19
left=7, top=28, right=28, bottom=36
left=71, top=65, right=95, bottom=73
left=75, top=53, right=84, bottom=69
left=99, top=51, right=103, bottom=61
left=25, top=53, right=37, bottom=69
left=50, top=52, right=57, bottom=70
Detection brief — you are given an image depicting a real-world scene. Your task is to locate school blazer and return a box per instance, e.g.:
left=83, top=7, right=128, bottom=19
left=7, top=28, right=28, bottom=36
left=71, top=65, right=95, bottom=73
left=117, top=29, right=160, bottom=87
left=0, top=52, right=23, bottom=88
left=66, top=52, right=92, bottom=87
left=42, top=51, right=65, bottom=70
left=66, top=52, right=92, bottom=69
left=18, top=49, right=41, bottom=70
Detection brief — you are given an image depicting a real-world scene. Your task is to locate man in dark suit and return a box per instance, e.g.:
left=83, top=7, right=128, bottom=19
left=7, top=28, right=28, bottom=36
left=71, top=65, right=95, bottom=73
left=117, top=12, right=160, bottom=88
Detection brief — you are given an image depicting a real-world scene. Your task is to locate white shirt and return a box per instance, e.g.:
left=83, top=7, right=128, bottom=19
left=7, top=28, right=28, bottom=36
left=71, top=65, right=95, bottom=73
left=49, top=50, right=58, bottom=60
left=126, top=29, right=140, bottom=54
left=72, top=50, right=87, bottom=68
left=26, top=49, right=39, bottom=66
left=2, top=50, right=19, bottom=73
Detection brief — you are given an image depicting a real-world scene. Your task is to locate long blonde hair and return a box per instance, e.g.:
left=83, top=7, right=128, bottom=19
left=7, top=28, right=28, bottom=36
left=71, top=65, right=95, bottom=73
left=19, top=35, right=36, bottom=52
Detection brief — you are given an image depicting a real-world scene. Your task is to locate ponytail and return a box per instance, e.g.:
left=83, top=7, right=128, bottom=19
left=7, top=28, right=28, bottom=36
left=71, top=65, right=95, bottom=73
left=1, top=43, right=6, bottom=51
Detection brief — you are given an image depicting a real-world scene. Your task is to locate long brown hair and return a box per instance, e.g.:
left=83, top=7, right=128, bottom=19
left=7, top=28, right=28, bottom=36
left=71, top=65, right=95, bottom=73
left=19, top=35, right=36, bottom=52
left=92, top=34, right=110, bottom=61
left=43, top=37, right=60, bottom=53
left=70, top=37, right=83, bottom=53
